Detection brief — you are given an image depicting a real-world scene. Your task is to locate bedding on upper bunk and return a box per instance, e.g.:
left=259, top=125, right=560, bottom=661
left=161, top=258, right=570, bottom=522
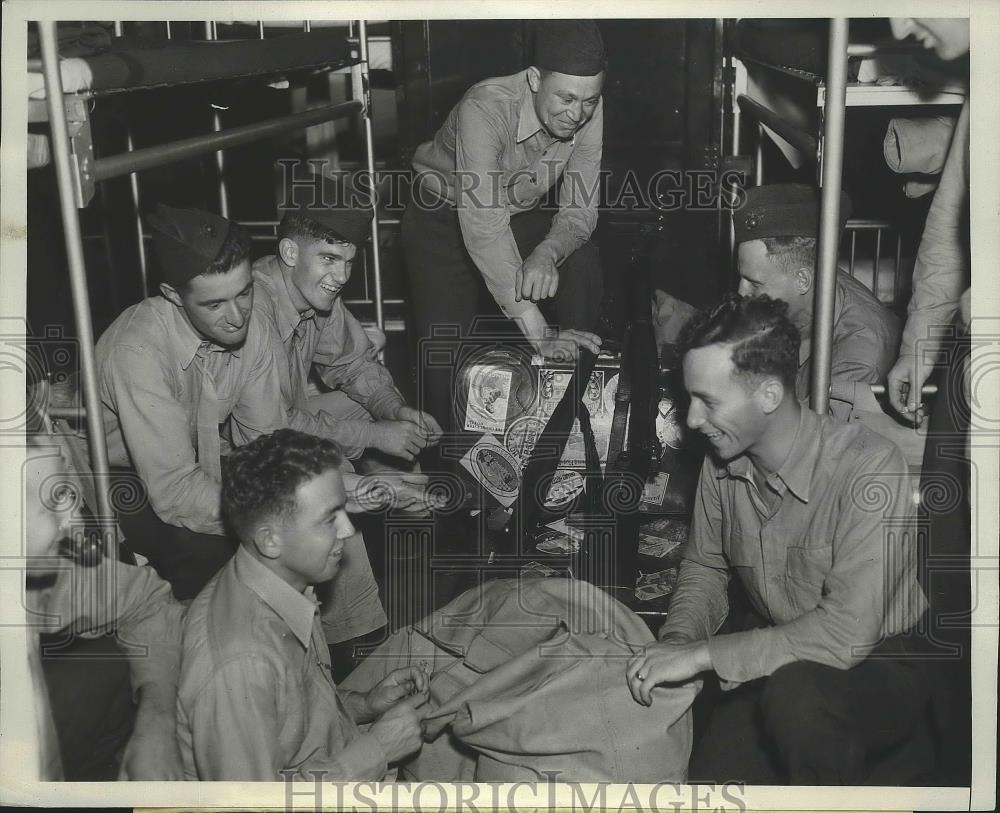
left=734, top=19, right=966, bottom=171
left=27, top=28, right=356, bottom=98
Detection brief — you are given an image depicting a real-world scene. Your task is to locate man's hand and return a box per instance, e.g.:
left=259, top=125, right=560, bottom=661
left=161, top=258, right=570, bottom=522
left=118, top=690, right=184, bottom=780
left=369, top=420, right=428, bottom=461
left=626, top=640, right=711, bottom=707
left=369, top=692, right=430, bottom=764
left=516, top=250, right=560, bottom=303
left=394, top=406, right=443, bottom=445
left=536, top=329, right=603, bottom=362
left=887, top=352, right=932, bottom=424
left=348, top=471, right=440, bottom=515
left=366, top=666, right=431, bottom=718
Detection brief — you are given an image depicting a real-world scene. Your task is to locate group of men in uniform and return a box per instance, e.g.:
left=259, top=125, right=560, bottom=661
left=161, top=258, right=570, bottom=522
left=26, top=16, right=973, bottom=787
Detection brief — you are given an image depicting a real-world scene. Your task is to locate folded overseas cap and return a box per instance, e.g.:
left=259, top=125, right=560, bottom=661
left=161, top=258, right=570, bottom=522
left=533, top=20, right=606, bottom=77
left=279, top=167, right=373, bottom=246
left=733, top=183, right=852, bottom=244
left=148, top=204, right=232, bottom=286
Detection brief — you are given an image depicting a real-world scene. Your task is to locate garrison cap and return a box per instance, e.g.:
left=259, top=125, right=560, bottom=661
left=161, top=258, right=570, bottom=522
left=733, top=183, right=852, bottom=245
left=533, top=20, right=607, bottom=77
left=279, top=167, right=373, bottom=246
left=147, top=204, right=233, bottom=287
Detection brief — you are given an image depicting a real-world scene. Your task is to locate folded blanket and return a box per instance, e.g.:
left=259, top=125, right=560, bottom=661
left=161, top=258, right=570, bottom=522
left=883, top=115, right=958, bottom=175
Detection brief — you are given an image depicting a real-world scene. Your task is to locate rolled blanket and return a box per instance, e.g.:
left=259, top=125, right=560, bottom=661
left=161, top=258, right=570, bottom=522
left=883, top=116, right=957, bottom=175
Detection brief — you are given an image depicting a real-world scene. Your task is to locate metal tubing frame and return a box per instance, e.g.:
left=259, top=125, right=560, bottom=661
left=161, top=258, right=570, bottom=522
left=810, top=19, right=850, bottom=414
left=203, top=21, right=230, bottom=217
left=356, top=19, right=385, bottom=332
left=736, top=95, right=819, bottom=159
left=92, top=100, right=363, bottom=183
left=38, top=21, right=116, bottom=544
left=113, top=21, right=149, bottom=295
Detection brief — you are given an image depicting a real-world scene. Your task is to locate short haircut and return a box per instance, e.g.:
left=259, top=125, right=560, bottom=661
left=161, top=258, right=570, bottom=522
left=177, top=220, right=252, bottom=292
left=678, top=293, right=800, bottom=390
left=222, top=429, right=344, bottom=543
left=277, top=211, right=353, bottom=247
left=760, top=235, right=816, bottom=276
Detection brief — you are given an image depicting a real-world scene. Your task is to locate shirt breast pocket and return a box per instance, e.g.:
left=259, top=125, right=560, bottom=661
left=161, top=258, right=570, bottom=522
left=784, top=545, right=832, bottom=596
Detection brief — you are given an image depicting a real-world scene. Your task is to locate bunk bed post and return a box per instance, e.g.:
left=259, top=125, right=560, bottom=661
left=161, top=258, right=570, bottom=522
left=113, top=21, right=149, bottom=297
left=38, top=21, right=117, bottom=551
left=810, top=18, right=850, bottom=415
left=356, top=19, right=385, bottom=332
left=203, top=21, right=230, bottom=218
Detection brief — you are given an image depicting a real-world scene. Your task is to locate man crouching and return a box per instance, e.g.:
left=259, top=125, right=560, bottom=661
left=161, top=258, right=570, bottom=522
left=177, top=429, right=428, bottom=780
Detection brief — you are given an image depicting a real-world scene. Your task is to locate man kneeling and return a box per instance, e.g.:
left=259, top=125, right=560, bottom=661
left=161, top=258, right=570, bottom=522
left=628, top=295, right=929, bottom=784
left=177, top=429, right=428, bottom=780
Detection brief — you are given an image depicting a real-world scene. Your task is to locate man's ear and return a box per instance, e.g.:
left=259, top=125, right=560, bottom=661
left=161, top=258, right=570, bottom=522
left=526, top=66, right=542, bottom=93
left=252, top=522, right=282, bottom=561
left=793, top=266, right=813, bottom=295
left=756, top=376, right=785, bottom=416
left=277, top=237, right=298, bottom=268
left=159, top=282, right=183, bottom=307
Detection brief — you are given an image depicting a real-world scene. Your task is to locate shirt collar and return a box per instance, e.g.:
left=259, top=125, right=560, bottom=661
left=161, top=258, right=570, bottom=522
left=261, top=255, right=314, bottom=342
left=516, top=78, right=544, bottom=142
left=515, top=76, right=577, bottom=147
left=164, top=295, right=242, bottom=370
left=232, top=546, right=319, bottom=650
left=718, top=406, right=819, bottom=503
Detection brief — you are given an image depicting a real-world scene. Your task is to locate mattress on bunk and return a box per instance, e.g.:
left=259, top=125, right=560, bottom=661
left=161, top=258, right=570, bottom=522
left=735, top=19, right=863, bottom=80
left=34, top=29, right=355, bottom=97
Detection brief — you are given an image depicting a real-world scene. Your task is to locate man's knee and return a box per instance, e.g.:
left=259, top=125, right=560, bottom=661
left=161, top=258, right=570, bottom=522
left=760, top=661, right=865, bottom=783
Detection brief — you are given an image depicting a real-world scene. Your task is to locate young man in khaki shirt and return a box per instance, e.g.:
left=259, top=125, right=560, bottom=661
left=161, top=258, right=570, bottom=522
left=627, top=295, right=928, bottom=783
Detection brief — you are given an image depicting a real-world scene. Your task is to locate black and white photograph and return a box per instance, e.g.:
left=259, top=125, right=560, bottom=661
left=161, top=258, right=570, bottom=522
left=1, top=1, right=997, bottom=809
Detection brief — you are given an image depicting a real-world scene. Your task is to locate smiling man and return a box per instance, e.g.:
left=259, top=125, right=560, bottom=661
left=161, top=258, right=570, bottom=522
left=96, top=204, right=287, bottom=599
left=735, top=184, right=900, bottom=419
left=627, top=295, right=928, bottom=784
left=402, top=20, right=606, bottom=431
left=251, top=168, right=443, bottom=649
left=254, top=168, right=441, bottom=467
left=178, top=429, right=428, bottom=780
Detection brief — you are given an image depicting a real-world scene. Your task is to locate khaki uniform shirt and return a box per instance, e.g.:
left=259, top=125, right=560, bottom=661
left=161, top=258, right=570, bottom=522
left=27, top=558, right=185, bottom=779
left=661, top=406, right=927, bottom=685
left=96, top=297, right=287, bottom=535
left=412, top=71, right=602, bottom=318
left=900, top=98, right=970, bottom=358
left=252, top=255, right=405, bottom=459
left=796, top=271, right=901, bottom=419
left=177, top=546, right=388, bottom=781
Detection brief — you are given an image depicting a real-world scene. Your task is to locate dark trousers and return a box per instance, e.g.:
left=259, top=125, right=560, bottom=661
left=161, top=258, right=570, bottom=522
left=918, top=327, right=971, bottom=785
left=688, top=652, right=931, bottom=785
left=40, top=634, right=136, bottom=780
left=113, top=473, right=237, bottom=601
left=401, top=201, right=604, bottom=433
left=688, top=588, right=931, bottom=785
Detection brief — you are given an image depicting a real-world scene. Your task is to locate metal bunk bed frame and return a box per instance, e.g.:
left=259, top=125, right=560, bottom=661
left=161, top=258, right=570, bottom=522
left=36, top=19, right=386, bottom=554
left=725, top=18, right=956, bottom=415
